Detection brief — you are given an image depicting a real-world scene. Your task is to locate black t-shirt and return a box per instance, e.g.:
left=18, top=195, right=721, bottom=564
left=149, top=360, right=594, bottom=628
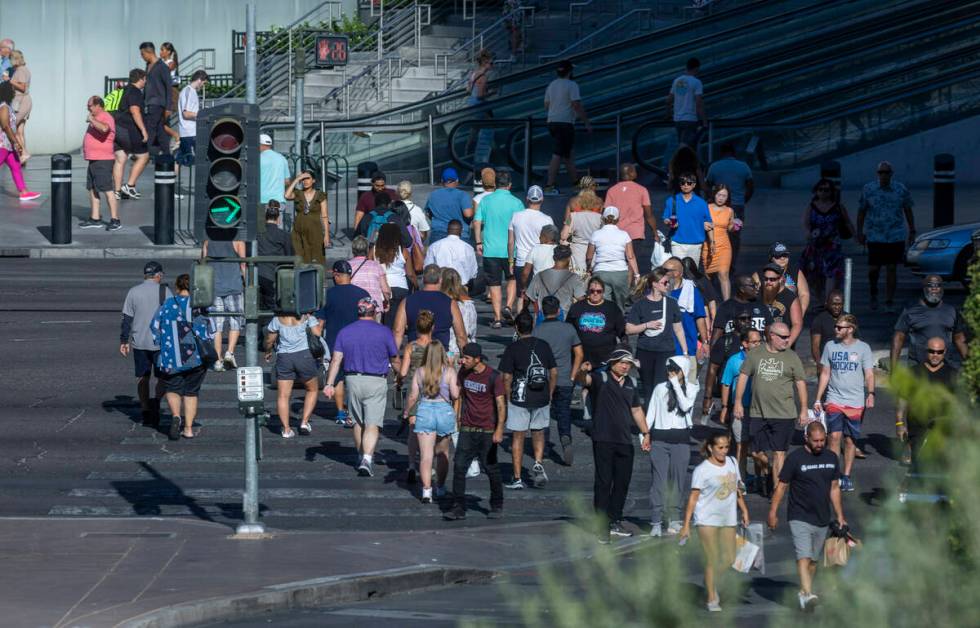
left=710, top=331, right=743, bottom=367
left=627, top=296, right=681, bottom=352
left=779, top=447, right=840, bottom=527
left=566, top=299, right=625, bottom=365
left=810, top=311, right=837, bottom=358
left=587, top=371, right=643, bottom=445
left=115, top=85, right=144, bottom=131
left=895, top=302, right=967, bottom=366
left=765, top=289, right=797, bottom=325
left=908, top=362, right=958, bottom=433
left=498, top=337, right=557, bottom=409
left=257, top=224, right=294, bottom=281
left=316, top=284, right=370, bottom=351
left=713, top=298, right=771, bottom=335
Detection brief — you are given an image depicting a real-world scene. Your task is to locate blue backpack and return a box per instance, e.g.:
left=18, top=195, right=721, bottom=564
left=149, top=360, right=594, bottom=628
left=365, top=209, right=394, bottom=242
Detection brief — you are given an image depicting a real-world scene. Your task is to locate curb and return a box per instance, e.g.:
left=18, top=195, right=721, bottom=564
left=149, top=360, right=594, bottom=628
left=117, top=565, right=497, bottom=628
left=1, top=247, right=200, bottom=259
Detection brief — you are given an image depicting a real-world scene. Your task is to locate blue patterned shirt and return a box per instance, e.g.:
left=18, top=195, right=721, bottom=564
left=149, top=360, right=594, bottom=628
left=858, top=181, right=913, bottom=243
left=151, top=295, right=214, bottom=374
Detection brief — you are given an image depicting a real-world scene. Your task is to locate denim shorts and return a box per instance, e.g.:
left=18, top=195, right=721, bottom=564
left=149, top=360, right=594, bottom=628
left=413, top=400, right=456, bottom=436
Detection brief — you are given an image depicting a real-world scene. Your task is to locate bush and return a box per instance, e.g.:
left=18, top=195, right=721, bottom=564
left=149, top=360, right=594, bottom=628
left=961, top=255, right=980, bottom=401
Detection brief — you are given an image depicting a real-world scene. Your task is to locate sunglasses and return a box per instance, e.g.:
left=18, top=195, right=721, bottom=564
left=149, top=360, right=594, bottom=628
left=772, top=253, right=790, bottom=259
left=877, top=170, right=892, bottom=174
left=924, top=282, right=942, bottom=288
left=927, top=349, right=946, bottom=355
left=772, top=332, right=790, bottom=340
left=679, top=180, right=696, bottom=186
left=834, top=325, right=852, bottom=331
left=588, top=288, right=604, bottom=294
left=763, top=276, right=781, bottom=283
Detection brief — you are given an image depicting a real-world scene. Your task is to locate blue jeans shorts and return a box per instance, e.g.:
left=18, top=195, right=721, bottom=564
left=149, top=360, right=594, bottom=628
left=413, top=400, right=456, bottom=436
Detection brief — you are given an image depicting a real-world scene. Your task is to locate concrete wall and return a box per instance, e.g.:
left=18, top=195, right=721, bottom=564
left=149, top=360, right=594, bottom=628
left=1, top=0, right=356, bottom=154
left=780, top=115, right=980, bottom=189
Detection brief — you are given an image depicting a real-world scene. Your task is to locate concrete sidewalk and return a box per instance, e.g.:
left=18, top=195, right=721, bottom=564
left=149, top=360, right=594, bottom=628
left=2, top=516, right=636, bottom=628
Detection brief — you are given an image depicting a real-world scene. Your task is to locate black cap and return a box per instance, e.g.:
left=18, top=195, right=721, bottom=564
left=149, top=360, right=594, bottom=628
left=143, top=261, right=163, bottom=275
left=763, top=262, right=784, bottom=276
left=332, top=260, right=352, bottom=274
left=461, top=342, right=484, bottom=359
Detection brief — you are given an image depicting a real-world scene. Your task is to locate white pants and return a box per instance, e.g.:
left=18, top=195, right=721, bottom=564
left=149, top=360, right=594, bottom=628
left=669, top=242, right=704, bottom=267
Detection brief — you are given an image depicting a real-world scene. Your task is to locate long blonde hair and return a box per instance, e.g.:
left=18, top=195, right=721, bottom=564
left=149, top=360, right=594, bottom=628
left=572, top=175, right=602, bottom=212
left=440, top=267, right=470, bottom=301
left=422, top=340, right=448, bottom=398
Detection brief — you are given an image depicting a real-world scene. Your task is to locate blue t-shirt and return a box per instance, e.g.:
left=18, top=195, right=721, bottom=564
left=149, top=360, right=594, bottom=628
left=425, top=187, right=473, bottom=240
left=706, top=157, right=753, bottom=207
left=316, top=284, right=370, bottom=352
left=670, top=285, right=706, bottom=355
left=260, top=149, right=290, bottom=204
left=663, top=193, right=712, bottom=245
left=721, top=349, right=751, bottom=408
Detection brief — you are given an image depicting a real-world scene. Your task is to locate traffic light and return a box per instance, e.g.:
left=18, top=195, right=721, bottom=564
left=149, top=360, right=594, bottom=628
left=194, top=102, right=261, bottom=241
left=190, top=262, right=214, bottom=309
left=276, top=265, right=324, bottom=314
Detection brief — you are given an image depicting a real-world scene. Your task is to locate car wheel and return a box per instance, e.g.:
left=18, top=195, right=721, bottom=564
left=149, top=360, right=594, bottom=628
left=954, top=245, right=975, bottom=287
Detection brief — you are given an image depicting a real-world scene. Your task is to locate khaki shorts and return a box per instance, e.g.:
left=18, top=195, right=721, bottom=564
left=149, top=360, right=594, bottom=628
left=345, top=374, right=388, bottom=428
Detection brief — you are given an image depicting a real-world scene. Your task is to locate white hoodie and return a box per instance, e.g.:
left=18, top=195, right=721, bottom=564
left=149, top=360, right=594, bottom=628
left=645, top=355, right=700, bottom=431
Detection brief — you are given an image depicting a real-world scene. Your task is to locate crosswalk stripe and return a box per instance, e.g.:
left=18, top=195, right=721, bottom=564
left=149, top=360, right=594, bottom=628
left=66, top=487, right=595, bottom=501
left=45, top=505, right=567, bottom=518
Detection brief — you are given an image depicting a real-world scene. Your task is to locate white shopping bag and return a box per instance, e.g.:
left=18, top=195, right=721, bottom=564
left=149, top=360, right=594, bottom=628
left=651, top=231, right=670, bottom=268
left=802, top=408, right=827, bottom=430
left=732, top=528, right=760, bottom=573
left=747, top=522, right=765, bottom=574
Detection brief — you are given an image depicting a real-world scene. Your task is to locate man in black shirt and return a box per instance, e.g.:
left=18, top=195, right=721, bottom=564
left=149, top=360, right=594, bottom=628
left=257, top=202, right=294, bottom=313
left=112, top=68, right=151, bottom=200
left=809, top=290, right=845, bottom=364
left=576, top=347, right=651, bottom=543
left=769, top=422, right=846, bottom=611
left=139, top=42, right=173, bottom=156
left=898, top=336, right=958, bottom=468
left=891, top=275, right=969, bottom=370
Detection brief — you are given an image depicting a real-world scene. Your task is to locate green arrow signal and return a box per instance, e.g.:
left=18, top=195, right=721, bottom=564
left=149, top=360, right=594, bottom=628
left=224, top=198, right=241, bottom=224
left=210, top=198, right=242, bottom=226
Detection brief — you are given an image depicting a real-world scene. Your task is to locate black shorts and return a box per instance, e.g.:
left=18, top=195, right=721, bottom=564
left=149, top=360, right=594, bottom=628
left=750, top=418, right=795, bottom=452
left=133, top=349, right=161, bottom=378
left=867, top=241, right=905, bottom=266
left=113, top=125, right=148, bottom=155
left=548, top=122, right=575, bottom=158
left=275, top=349, right=319, bottom=382
left=161, top=366, right=207, bottom=397
left=483, top=256, right=514, bottom=287
left=86, top=160, right=114, bottom=192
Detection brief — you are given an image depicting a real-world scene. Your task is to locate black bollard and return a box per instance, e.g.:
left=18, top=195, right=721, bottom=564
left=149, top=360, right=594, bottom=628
left=820, top=160, right=841, bottom=189
left=154, top=155, right=176, bottom=245
left=933, top=154, right=955, bottom=228
left=50, top=154, right=72, bottom=244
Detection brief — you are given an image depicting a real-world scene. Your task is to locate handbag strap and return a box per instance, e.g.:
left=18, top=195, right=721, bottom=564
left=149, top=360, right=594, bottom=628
left=350, top=258, right=368, bottom=280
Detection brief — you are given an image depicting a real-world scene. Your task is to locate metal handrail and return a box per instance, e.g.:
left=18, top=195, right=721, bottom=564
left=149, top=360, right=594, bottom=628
left=540, top=9, right=651, bottom=63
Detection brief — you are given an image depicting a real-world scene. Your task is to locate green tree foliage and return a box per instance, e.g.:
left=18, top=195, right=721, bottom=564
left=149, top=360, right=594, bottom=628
left=961, top=256, right=980, bottom=401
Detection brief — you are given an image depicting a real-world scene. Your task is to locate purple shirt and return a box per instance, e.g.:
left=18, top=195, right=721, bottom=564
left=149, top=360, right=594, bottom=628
left=333, top=319, right=398, bottom=375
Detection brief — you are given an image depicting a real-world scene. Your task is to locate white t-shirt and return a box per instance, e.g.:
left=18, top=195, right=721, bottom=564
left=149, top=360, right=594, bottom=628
left=178, top=85, right=200, bottom=138
left=670, top=73, right=703, bottom=122
left=691, top=457, right=741, bottom=527
left=509, top=209, right=554, bottom=266
left=383, top=247, right=409, bottom=290
left=545, top=78, right=581, bottom=124
left=528, top=243, right=556, bottom=274
left=473, top=190, right=492, bottom=212
left=589, top=224, right=631, bottom=272
left=405, top=200, right=430, bottom=233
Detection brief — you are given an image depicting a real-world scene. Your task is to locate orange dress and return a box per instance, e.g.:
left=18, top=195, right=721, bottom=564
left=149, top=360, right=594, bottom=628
left=702, top=204, right=733, bottom=274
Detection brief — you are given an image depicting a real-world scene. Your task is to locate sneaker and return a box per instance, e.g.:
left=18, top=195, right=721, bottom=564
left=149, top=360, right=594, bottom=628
left=434, top=486, right=447, bottom=498
left=420, top=487, right=433, bottom=503
left=212, top=362, right=226, bottom=373
left=168, top=415, right=182, bottom=441
left=609, top=521, right=633, bottom=537
left=357, top=459, right=374, bottom=477
left=121, top=183, right=141, bottom=199
left=799, top=592, right=819, bottom=612
left=531, top=462, right=548, bottom=488
left=466, top=459, right=481, bottom=478
left=18, top=190, right=41, bottom=201
left=335, top=409, right=349, bottom=427
left=224, top=352, right=238, bottom=370
left=649, top=523, right=663, bottom=537
left=405, top=468, right=417, bottom=484
left=114, top=189, right=123, bottom=200
left=841, top=476, right=855, bottom=492
left=560, top=434, right=574, bottom=466
left=504, top=477, right=524, bottom=490
left=489, top=319, right=503, bottom=329
left=174, top=190, right=187, bottom=199
left=281, top=428, right=296, bottom=439
left=487, top=507, right=503, bottom=519
left=666, top=521, right=683, bottom=536
left=597, top=528, right=611, bottom=545
left=707, top=599, right=722, bottom=612
left=106, top=218, right=122, bottom=231
left=543, top=185, right=560, bottom=195
left=79, top=217, right=104, bottom=229
left=444, top=506, right=466, bottom=520
left=299, top=422, right=312, bottom=435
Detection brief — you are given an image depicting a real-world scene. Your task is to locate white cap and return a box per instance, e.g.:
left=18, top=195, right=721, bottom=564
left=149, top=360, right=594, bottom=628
left=602, top=206, right=619, bottom=219
left=259, top=133, right=273, bottom=146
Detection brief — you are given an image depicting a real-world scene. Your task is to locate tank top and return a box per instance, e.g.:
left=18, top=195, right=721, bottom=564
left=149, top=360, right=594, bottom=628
left=382, top=247, right=408, bottom=290
left=420, top=367, right=453, bottom=403
left=406, top=291, right=452, bottom=348
left=209, top=239, right=244, bottom=297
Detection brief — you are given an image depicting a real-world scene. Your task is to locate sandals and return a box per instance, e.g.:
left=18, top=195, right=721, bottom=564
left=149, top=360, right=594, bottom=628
left=501, top=306, right=514, bottom=323
left=181, top=430, right=195, bottom=439
left=490, top=319, right=503, bottom=329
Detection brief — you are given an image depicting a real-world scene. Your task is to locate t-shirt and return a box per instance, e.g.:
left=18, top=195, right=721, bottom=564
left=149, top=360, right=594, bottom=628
left=821, top=340, right=874, bottom=407
left=691, top=457, right=741, bottom=526
left=528, top=243, right=557, bottom=274
left=810, top=310, right=839, bottom=358
left=566, top=299, right=625, bottom=366
left=670, top=73, right=703, bottom=122
left=425, top=187, right=473, bottom=239
left=545, top=77, right=581, bottom=124
left=84, top=111, right=116, bottom=161
left=405, top=200, right=430, bottom=233
left=739, top=345, right=805, bottom=419
left=589, top=224, right=631, bottom=272
left=908, top=362, right=958, bottom=432
left=525, top=268, right=585, bottom=315
left=587, top=371, right=642, bottom=445
left=710, top=331, right=742, bottom=368
left=857, top=181, right=913, bottom=243
left=333, top=319, right=398, bottom=375
left=765, top=289, right=797, bottom=326
left=895, top=302, right=966, bottom=366
left=706, top=157, right=753, bottom=207
left=604, top=181, right=651, bottom=240
left=260, top=149, right=290, bottom=204
left=779, top=447, right=841, bottom=527
left=316, top=284, right=370, bottom=352
left=177, top=85, right=200, bottom=138
left=459, top=366, right=505, bottom=430
left=257, top=224, right=294, bottom=281
left=267, top=316, right=319, bottom=354
left=474, top=189, right=524, bottom=258
left=145, top=59, right=172, bottom=109
left=355, top=188, right=400, bottom=216
left=533, top=319, right=581, bottom=386
left=627, top=295, right=681, bottom=352
left=498, top=336, right=556, bottom=408
left=670, top=284, right=706, bottom=356
left=114, top=85, right=144, bottom=132
left=663, top=193, right=712, bottom=245
left=509, top=209, right=554, bottom=266
left=713, top=298, right=771, bottom=335
left=721, top=350, right=751, bottom=409
left=122, top=280, right=172, bottom=350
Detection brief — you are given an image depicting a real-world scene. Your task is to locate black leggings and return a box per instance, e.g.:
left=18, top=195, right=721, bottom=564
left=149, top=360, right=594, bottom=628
left=637, top=348, right=674, bottom=406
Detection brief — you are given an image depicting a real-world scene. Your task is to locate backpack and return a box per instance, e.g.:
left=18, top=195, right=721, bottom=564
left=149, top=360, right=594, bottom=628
left=525, top=340, right=549, bottom=391
left=104, top=87, right=125, bottom=113
left=365, top=209, right=394, bottom=243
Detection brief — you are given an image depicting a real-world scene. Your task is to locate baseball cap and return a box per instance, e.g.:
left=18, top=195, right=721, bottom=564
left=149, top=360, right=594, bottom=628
left=602, top=206, right=620, bottom=219
left=441, top=167, right=459, bottom=182
left=763, top=262, right=784, bottom=276
left=769, top=242, right=789, bottom=258
left=604, top=346, right=640, bottom=368
left=526, top=185, right=544, bottom=202
left=461, top=342, right=484, bottom=359
left=332, top=260, right=353, bottom=274
left=357, top=297, right=378, bottom=317
left=143, top=261, right=163, bottom=275
left=259, top=133, right=273, bottom=146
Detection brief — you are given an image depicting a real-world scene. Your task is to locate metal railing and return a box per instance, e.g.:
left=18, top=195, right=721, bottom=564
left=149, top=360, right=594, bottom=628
left=540, top=9, right=652, bottom=63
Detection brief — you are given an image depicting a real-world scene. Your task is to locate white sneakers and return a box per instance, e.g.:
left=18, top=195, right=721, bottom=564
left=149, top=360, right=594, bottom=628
left=798, top=591, right=819, bottom=611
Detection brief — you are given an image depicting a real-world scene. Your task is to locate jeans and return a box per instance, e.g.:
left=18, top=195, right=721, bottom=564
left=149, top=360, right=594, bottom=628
left=649, top=440, right=690, bottom=525
left=550, top=385, right=573, bottom=438
left=593, top=440, right=635, bottom=524
left=453, top=430, right=503, bottom=511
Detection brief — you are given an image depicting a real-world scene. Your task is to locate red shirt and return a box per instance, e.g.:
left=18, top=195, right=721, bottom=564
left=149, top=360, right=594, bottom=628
left=355, top=188, right=399, bottom=215
left=459, top=365, right=505, bottom=430
left=604, top=180, right=651, bottom=240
